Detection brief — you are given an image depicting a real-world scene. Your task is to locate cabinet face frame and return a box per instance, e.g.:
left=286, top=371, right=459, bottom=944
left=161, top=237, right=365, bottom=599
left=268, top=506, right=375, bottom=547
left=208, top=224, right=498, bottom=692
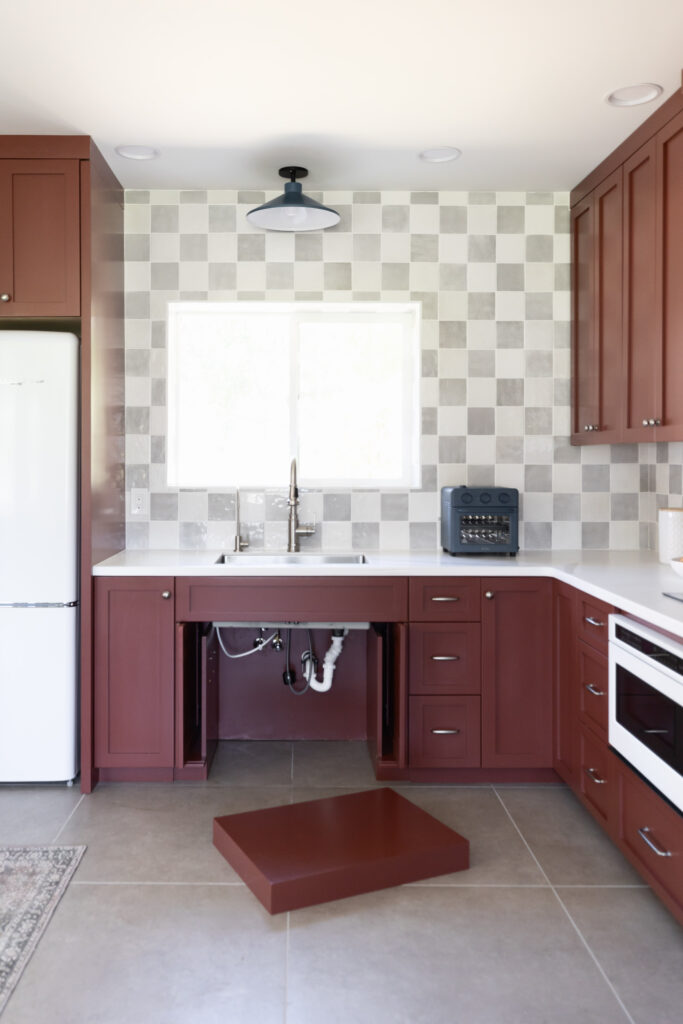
left=655, top=109, right=683, bottom=440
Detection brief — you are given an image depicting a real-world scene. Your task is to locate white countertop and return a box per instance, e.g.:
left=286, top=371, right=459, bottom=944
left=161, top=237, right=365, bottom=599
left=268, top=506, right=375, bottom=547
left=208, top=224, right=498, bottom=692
left=92, top=548, right=683, bottom=638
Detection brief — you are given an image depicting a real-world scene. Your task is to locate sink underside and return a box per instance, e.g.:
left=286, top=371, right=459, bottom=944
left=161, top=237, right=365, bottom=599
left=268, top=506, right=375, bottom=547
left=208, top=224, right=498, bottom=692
left=216, top=553, right=366, bottom=566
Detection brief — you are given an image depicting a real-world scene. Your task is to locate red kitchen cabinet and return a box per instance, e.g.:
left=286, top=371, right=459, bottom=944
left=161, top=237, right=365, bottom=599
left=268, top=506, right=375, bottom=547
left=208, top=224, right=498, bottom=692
left=655, top=109, right=683, bottom=440
left=571, top=170, right=623, bottom=443
left=94, top=577, right=175, bottom=773
left=481, top=578, right=553, bottom=769
left=0, top=159, right=81, bottom=316
left=553, top=582, right=578, bottom=786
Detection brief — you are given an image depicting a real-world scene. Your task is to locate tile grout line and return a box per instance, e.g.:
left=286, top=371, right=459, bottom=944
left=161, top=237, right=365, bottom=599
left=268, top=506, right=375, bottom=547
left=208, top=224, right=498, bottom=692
left=50, top=791, right=85, bottom=844
left=71, top=879, right=247, bottom=886
left=492, top=786, right=638, bottom=1024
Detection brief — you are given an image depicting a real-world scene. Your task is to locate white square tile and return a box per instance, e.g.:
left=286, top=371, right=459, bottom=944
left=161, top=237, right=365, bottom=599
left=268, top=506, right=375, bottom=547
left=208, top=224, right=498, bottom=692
left=125, top=378, right=151, bottom=405
left=525, top=263, right=554, bottom=291
left=495, top=234, right=526, bottom=262
left=496, top=407, right=525, bottom=436
left=379, top=521, right=410, bottom=550
left=438, top=349, right=467, bottom=376
left=236, top=262, right=266, bottom=290
left=495, top=291, right=525, bottom=319
left=178, top=205, right=209, bottom=233
left=179, top=262, right=209, bottom=291
left=467, top=378, right=496, bottom=405
left=381, top=233, right=410, bottom=261
left=410, top=205, right=440, bottom=233
left=352, top=205, right=381, bottom=232
left=438, top=235, right=468, bottom=261
left=438, top=292, right=468, bottom=319
left=467, top=205, right=497, bottom=233
left=552, top=521, right=581, bottom=548
left=126, top=262, right=151, bottom=290
left=467, top=321, right=496, bottom=349
left=468, top=263, right=497, bottom=291
left=150, top=233, right=180, bottom=261
left=351, top=492, right=380, bottom=520
left=438, top=406, right=467, bottom=433
left=410, top=263, right=439, bottom=290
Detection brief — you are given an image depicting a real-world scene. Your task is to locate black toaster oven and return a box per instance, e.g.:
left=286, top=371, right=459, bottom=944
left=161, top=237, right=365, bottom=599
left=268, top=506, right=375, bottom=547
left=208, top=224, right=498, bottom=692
left=441, top=487, right=519, bottom=555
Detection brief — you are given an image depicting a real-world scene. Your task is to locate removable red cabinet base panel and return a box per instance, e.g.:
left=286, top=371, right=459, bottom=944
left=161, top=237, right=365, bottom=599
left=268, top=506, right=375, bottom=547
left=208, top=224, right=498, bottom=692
left=213, top=788, right=469, bottom=914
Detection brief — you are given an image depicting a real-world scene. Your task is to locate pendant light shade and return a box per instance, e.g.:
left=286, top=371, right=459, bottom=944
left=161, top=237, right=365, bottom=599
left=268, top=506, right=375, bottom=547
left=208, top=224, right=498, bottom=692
left=246, top=167, right=340, bottom=232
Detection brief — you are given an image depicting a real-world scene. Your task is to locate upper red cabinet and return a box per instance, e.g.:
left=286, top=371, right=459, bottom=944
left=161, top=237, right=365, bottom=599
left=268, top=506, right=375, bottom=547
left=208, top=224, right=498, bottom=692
left=571, top=91, right=683, bottom=444
left=0, top=159, right=81, bottom=317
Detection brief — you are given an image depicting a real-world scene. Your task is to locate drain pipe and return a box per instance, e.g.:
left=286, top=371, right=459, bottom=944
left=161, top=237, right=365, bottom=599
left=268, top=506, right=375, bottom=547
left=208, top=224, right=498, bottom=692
left=304, top=629, right=348, bottom=693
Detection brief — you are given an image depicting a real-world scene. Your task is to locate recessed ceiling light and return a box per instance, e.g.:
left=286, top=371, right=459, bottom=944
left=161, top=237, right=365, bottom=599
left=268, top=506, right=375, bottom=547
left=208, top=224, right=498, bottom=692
left=419, top=147, right=462, bottom=163
left=115, top=145, right=159, bottom=160
left=605, top=83, right=663, bottom=107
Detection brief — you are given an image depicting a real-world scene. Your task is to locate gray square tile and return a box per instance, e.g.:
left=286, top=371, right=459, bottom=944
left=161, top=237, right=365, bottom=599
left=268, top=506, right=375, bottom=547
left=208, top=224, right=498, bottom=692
left=324, top=263, right=352, bottom=289
left=497, top=205, right=525, bottom=233
left=380, top=493, right=408, bottom=520
left=266, top=263, right=294, bottom=289
left=410, top=234, right=438, bottom=261
left=150, top=493, right=178, bottom=521
left=151, top=263, right=179, bottom=289
left=468, top=351, right=494, bottom=377
left=525, top=465, right=552, bottom=492
left=382, top=206, right=409, bottom=232
left=582, top=522, right=610, bottom=548
left=439, top=263, right=467, bottom=290
left=439, top=321, right=466, bottom=348
left=409, top=522, right=437, bottom=549
left=124, top=234, right=150, bottom=261
left=468, top=408, right=495, bottom=435
left=497, top=263, right=524, bottom=290
left=295, top=233, right=322, bottom=261
left=439, top=206, right=467, bottom=233
left=526, top=235, right=553, bottom=261
left=353, top=234, right=380, bottom=260
left=439, top=436, right=466, bottom=462
left=439, top=379, right=466, bottom=405
left=422, top=350, right=438, bottom=377
left=525, top=293, right=553, bottom=320
left=208, top=263, right=236, bottom=289
left=351, top=522, right=379, bottom=550
left=208, top=205, right=236, bottom=231
left=497, top=379, right=524, bottom=406
left=468, top=293, right=495, bottom=320
left=323, top=493, right=351, bottom=521
left=151, top=206, right=179, bottom=232
left=468, top=235, right=495, bottom=262
left=237, top=234, right=265, bottom=261
left=208, top=493, right=236, bottom=520
left=496, top=321, right=524, bottom=348
left=381, top=263, right=409, bottom=290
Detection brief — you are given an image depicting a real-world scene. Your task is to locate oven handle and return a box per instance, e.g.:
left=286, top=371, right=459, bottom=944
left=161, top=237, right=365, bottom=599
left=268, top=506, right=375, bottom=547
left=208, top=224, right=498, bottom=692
left=637, top=826, right=672, bottom=858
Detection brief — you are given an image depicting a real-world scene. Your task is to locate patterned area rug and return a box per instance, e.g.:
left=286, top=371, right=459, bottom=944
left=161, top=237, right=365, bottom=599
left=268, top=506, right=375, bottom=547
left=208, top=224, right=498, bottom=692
left=0, top=846, right=85, bottom=1014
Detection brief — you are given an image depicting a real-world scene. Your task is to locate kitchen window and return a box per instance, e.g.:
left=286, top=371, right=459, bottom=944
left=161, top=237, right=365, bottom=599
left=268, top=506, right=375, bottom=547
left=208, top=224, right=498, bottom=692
left=166, top=301, right=421, bottom=488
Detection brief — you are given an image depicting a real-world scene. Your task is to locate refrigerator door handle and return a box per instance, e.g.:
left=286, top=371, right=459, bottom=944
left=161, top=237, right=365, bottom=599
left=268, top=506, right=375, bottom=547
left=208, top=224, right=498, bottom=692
left=0, top=601, right=79, bottom=608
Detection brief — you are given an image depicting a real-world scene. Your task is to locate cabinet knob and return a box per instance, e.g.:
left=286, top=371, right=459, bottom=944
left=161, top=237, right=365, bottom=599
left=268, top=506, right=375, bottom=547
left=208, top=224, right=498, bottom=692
left=0, top=293, right=10, bottom=302
left=654, top=418, right=661, bottom=426
left=484, top=591, right=494, bottom=600
left=648, top=418, right=656, bottom=427
left=642, top=419, right=649, bottom=427
left=161, top=590, right=172, bottom=600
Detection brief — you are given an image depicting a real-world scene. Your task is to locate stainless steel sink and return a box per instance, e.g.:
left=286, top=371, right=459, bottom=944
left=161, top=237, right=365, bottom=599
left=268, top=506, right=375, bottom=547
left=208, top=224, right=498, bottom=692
left=215, top=552, right=366, bottom=566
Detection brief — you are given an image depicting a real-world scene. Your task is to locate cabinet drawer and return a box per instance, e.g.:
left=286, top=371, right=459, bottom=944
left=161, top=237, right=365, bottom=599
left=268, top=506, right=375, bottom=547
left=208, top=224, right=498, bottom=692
left=176, top=576, right=408, bottom=622
left=409, top=578, right=480, bottom=622
left=578, top=726, right=612, bottom=828
left=409, top=696, right=481, bottom=768
left=578, top=642, right=608, bottom=740
left=615, top=760, right=683, bottom=918
left=577, top=594, right=613, bottom=655
left=409, top=623, right=481, bottom=695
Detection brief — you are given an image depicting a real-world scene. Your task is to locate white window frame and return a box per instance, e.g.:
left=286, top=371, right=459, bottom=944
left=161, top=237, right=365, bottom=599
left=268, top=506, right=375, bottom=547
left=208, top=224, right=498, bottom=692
left=166, top=300, right=421, bottom=489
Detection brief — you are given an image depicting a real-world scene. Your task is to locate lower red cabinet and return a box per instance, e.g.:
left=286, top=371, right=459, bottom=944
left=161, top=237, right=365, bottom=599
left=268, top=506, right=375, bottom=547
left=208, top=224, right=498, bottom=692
left=408, top=623, right=481, bottom=695
left=408, top=696, right=481, bottom=768
left=614, top=756, right=683, bottom=924
left=94, top=577, right=175, bottom=769
left=577, top=724, right=613, bottom=829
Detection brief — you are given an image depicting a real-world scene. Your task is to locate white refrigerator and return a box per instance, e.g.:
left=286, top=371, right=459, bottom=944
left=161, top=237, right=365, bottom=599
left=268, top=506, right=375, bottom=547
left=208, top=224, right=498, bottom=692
left=0, top=331, right=79, bottom=782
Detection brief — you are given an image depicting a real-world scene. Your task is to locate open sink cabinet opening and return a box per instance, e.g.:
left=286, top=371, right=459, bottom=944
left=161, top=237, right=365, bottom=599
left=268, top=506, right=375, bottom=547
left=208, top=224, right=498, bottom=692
left=175, top=620, right=405, bottom=782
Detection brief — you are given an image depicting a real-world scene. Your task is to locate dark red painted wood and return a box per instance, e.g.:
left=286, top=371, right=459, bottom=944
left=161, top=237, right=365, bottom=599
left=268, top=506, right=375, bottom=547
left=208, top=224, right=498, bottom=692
left=408, top=577, right=480, bottom=622
left=94, top=577, right=175, bottom=768
left=553, top=582, right=578, bottom=786
left=594, top=169, right=623, bottom=442
left=0, top=159, right=81, bottom=316
left=578, top=641, right=608, bottom=740
left=571, top=196, right=596, bottom=439
left=614, top=755, right=683, bottom=927
left=176, top=576, right=408, bottom=622
left=409, top=622, right=481, bottom=695
left=408, top=695, right=481, bottom=768
left=656, top=110, right=683, bottom=440
left=213, top=788, right=469, bottom=914
left=481, top=578, right=553, bottom=769
left=217, top=627, right=367, bottom=740
left=622, top=139, right=658, bottom=440
left=576, top=593, right=613, bottom=655
left=0, top=136, right=91, bottom=159
left=577, top=723, right=613, bottom=829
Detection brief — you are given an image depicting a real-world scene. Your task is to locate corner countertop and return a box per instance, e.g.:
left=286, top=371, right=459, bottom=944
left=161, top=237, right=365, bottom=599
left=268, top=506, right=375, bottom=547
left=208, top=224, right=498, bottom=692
left=92, top=548, right=683, bottom=638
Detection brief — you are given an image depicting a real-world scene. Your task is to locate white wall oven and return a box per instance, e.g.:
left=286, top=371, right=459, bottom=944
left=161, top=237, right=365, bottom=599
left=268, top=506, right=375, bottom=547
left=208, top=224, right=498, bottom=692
left=609, top=615, right=683, bottom=813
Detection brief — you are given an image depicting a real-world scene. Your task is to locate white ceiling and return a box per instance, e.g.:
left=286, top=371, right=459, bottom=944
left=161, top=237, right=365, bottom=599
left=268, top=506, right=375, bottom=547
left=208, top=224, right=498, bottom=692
left=0, top=0, right=681, bottom=192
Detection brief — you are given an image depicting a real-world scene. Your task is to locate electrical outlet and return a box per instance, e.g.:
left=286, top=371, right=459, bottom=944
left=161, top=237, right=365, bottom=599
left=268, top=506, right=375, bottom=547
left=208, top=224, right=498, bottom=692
left=130, top=488, right=149, bottom=516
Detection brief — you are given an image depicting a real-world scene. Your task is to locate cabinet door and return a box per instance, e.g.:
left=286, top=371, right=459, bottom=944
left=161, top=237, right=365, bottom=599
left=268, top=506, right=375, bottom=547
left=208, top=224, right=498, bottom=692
left=481, top=578, right=553, bottom=768
left=571, top=196, right=596, bottom=439
left=553, top=582, right=577, bottom=785
left=409, top=695, right=481, bottom=768
left=656, top=110, right=683, bottom=440
left=0, top=159, right=80, bottom=316
left=408, top=623, right=481, bottom=695
left=593, top=169, right=623, bottom=442
left=622, top=139, right=658, bottom=440
left=577, top=724, right=613, bottom=831
left=94, top=577, right=175, bottom=768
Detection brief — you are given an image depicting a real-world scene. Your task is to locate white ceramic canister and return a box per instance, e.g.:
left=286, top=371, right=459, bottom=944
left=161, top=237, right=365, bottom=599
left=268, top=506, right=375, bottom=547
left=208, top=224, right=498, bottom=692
left=658, top=507, right=683, bottom=563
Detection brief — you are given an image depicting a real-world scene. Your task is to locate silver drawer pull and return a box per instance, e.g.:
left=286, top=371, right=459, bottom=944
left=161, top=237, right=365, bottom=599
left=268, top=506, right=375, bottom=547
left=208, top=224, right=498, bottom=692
left=431, top=728, right=461, bottom=735
left=637, top=826, right=672, bottom=858
left=584, top=616, right=604, bottom=627
left=431, top=596, right=459, bottom=602
left=584, top=767, right=606, bottom=784
left=584, top=683, right=605, bottom=697
left=644, top=729, right=669, bottom=735
left=431, top=655, right=460, bottom=662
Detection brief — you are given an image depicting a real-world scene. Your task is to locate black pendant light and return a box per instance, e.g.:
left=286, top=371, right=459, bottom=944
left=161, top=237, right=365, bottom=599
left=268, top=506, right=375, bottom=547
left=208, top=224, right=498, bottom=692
left=246, top=167, right=340, bottom=232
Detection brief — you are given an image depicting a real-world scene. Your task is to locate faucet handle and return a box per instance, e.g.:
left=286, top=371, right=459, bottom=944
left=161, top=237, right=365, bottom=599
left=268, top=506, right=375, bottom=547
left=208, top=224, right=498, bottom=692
left=295, top=522, right=316, bottom=539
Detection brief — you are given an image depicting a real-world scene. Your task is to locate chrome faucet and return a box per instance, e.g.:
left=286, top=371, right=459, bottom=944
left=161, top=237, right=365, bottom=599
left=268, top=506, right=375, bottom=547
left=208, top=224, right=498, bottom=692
left=233, top=488, right=248, bottom=552
left=287, top=459, right=315, bottom=552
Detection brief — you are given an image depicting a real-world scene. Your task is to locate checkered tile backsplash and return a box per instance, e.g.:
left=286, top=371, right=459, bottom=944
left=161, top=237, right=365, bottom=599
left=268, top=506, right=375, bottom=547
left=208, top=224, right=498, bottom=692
left=123, top=189, right=683, bottom=552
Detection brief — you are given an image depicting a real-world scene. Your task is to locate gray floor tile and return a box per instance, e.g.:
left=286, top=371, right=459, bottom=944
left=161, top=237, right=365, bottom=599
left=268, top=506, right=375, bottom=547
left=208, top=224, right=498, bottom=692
left=291, top=740, right=380, bottom=787
left=395, top=786, right=547, bottom=886
left=286, top=886, right=630, bottom=1024
left=58, top=783, right=291, bottom=883
left=495, top=786, right=643, bottom=885
left=207, top=739, right=293, bottom=786
left=559, top=886, right=683, bottom=1024
left=2, top=883, right=286, bottom=1024
left=0, top=784, right=83, bottom=844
